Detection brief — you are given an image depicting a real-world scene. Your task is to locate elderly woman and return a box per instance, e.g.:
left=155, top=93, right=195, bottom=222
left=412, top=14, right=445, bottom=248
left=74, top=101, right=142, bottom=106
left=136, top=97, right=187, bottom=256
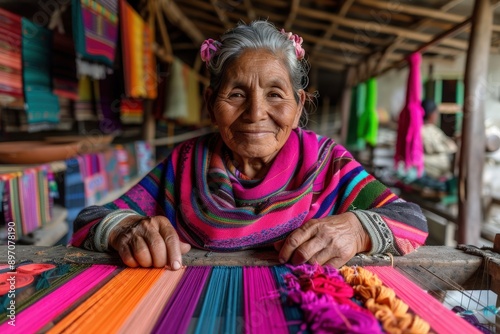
left=71, top=20, right=428, bottom=269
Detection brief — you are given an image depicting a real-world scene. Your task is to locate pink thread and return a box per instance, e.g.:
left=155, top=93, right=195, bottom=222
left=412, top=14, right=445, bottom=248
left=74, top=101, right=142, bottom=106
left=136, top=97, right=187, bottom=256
left=280, top=29, right=305, bottom=60
left=244, top=267, right=288, bottom=334
left=285, top=264, right=381, bottom=333
left=367, top=266, right=482, bottom=334
left=0, top=265, right=117, bottom=333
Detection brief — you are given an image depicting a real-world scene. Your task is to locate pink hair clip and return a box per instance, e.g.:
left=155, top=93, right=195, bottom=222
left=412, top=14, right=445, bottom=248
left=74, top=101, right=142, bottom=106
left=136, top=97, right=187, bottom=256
left=280, top=29, right=305, bottom=60
left=200, top=38, right=221, bottom=64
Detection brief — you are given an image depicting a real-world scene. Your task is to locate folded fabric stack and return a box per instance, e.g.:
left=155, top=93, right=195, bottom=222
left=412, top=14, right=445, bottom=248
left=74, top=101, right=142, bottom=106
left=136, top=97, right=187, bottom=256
left=22, top=18, right=60, bottom=132
left=0, top=166, right=52, bottom=239
left=0, top=8, right=23, bottom=109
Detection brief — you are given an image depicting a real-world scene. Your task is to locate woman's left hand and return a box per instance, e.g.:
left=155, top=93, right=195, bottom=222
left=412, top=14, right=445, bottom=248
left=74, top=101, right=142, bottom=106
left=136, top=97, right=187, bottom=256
left=274, top=212, right=371, bottom=268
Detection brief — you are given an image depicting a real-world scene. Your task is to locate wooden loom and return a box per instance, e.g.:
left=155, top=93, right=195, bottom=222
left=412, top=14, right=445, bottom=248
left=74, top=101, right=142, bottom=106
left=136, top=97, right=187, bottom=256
left=0, top=245, right=499, bottom=333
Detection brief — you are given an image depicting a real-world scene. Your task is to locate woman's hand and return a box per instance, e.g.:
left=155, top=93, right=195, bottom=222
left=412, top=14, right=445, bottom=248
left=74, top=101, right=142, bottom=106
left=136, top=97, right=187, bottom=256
left=108, top=216, right=191, bottom=269
left=274, top=212, right=371, bottom=268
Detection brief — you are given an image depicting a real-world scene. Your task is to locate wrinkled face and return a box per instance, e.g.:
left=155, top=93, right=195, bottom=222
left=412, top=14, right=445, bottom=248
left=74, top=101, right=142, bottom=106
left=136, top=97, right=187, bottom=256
left=207, top=49, right=305, bottom=164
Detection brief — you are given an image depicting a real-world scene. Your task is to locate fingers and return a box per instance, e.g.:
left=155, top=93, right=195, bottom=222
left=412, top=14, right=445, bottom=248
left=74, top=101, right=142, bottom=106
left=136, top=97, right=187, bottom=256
left=278, top=221, right=319, bottom=264
left=273, top=239, right=285, bottom=252
left=110, top=216, right=189, bottom=269
left=180, top=242, right=191, bottom=254
left=158, top=220, right=183, bottom=270
left=116, top=242, right=139, bottom=267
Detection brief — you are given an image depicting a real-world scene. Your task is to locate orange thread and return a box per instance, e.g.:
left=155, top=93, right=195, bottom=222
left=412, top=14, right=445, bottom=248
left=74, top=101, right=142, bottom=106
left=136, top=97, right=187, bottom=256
left=118, top=267, right=186, bottom=333
left=340, top=266, right=430, bottom=334
left=47, top=268, right=164, bottom=333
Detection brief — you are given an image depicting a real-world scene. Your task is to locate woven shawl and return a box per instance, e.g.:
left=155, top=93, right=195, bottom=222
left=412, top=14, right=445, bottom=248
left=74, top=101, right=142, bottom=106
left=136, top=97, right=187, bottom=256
left=98, top=128, right=401, bottom=251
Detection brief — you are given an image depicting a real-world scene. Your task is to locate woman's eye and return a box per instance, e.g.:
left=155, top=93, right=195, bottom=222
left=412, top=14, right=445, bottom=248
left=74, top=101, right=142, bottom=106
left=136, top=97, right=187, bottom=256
left=229, top=92, right=244, bottom=98
left=269, top=93, right=282, bottom=98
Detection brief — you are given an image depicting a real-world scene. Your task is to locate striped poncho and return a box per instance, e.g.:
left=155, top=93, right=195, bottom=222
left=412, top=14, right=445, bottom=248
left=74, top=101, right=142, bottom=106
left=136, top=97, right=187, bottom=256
left=72, top=128, right=428, bottom=255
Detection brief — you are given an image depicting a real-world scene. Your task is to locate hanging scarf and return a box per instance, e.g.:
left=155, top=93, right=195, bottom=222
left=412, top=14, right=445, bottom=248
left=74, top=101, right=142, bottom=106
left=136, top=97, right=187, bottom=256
left=395, top=53, right=424, bottom=176
left=357, top=78, right=379, bottom=147
left=346, top=83, right=366, bottom=151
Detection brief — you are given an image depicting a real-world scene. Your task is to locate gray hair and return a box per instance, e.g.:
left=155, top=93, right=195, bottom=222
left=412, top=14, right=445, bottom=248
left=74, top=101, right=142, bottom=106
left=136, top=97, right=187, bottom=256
left=205, top=20, right=314, bottom=125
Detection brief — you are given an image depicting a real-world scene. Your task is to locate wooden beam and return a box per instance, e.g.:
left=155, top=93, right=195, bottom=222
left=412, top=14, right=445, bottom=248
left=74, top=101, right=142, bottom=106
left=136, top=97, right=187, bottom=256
left=298, top=6, right=469, bottom=50
left=314, top=60, right=345, bottom=72
left=377, top=18, right=472, bottom=78
left=243, top=0, right=256, bottom=20
left=458, top=0, right=492, bottom=245
left=310, top=0, right=355, bottom=58
left=153, top=0, right=173, bottom=57
left=300, top=31, right=371, bottom=54
left=158, top=0, right=205, bottom=44
left=357, top=0, right=464, bottom=23
left=372, top=0, right=466, bottom=75
left=210, top=0, right=232, bottom=29
left=284, top=0, right=300, bottom=30
left=358, top=0, right=500, bottom=32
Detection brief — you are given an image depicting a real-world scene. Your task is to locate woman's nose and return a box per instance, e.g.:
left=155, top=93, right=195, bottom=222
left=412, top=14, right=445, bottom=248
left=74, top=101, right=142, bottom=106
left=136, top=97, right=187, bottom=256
left=244, top=95, right=267, bottom=122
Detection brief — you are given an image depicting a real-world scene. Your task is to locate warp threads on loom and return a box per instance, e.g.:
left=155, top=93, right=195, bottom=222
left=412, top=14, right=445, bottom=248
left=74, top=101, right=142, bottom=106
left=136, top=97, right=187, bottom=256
left=194, top=266, right=242, bottom=334
left=118, top=267, right=186, bottom=334
left=48, top=267, right=164, bottom=333
left=152, top=266, right=211, bottom=334
left=243, top=267, right=289, bottom=334
left=341, top=266, right=430, bottom=334
left=366, top=266, right=483, bottom=334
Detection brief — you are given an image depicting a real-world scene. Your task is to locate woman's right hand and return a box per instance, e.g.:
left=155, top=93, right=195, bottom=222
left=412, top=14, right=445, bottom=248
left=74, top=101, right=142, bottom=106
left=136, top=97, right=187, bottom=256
left=108, top=216, right=191, bottom=269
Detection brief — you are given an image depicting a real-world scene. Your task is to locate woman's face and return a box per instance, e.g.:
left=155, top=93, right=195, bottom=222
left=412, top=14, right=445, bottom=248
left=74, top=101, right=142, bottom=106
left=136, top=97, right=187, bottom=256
left=207, top=49, right=305, bottom=165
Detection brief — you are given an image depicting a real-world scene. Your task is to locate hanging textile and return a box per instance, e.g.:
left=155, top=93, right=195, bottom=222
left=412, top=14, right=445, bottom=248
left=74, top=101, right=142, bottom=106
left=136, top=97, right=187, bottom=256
left=0, top=8, right=23, bottom=109
left=120, top=98, right=143, bottom=124
left=180, top=65, right=202, bottom=125
left=163, top=58, right=189, bottom=120
left=120, top=0, right=157, bottom=99
left=72, top=0, right=119, bottom=78
left=346, top=83, right=366, bottom=151
left=395, top=52, right=425, bottom=176
left=51, top=32, right=78, bottom=100
left=357, top=77, right=379, bottom=147
left=98, top=72, right=122, bottom=132
left=74, top=76, right=97, bottom=121
left=22, top=19, right=60, bottom=132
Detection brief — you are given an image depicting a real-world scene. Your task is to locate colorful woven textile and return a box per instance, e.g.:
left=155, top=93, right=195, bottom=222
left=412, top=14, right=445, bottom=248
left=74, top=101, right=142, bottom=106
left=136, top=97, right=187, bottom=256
left=22, top=19, right=60, bottom=131
left=72, top=128, right=428, bottom=255
left=120, top=0, right=157, bottom=98
left=395, top=52, right=425, bottom=176
left=0, top=8, right=23, bottom=109
left=72, top=0, right=119, bottom=67
left=0, top=166, right=52, bottom=238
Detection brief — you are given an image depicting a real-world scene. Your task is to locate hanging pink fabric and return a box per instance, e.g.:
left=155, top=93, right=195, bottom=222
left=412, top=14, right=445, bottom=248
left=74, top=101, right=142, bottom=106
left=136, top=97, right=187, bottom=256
left=395, top=52, right=425, bottom=176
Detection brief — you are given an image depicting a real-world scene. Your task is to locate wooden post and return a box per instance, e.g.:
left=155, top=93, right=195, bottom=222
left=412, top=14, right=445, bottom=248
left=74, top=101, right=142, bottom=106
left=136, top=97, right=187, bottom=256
left=458, top=0, right=492, bottom=245
left=339, top=67, right=355, bottom=145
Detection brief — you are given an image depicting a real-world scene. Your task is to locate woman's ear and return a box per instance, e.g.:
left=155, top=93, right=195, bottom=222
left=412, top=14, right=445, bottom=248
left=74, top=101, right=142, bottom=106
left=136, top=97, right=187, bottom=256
left=204, top=88, right=216, bottom=124
left=293, top=90, right=306, bottom=129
